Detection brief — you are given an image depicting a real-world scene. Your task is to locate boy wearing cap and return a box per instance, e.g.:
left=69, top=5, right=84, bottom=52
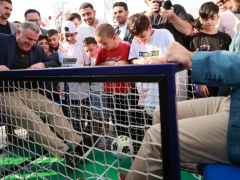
left=58, top=21, right=91, bottom=133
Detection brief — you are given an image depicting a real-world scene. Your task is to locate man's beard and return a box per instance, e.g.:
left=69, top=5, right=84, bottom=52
left=117, top=17, right=127, bottom=26
left=87, top=17, right=95, bottom=26
left=0, top=14, right=10, bottom=20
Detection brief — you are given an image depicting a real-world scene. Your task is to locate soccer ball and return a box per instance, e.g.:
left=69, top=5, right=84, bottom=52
left=111, top=135, right=134, bottom=160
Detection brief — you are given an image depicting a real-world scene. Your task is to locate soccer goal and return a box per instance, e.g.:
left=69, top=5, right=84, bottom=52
left=0, top=64, right=198, bottom=180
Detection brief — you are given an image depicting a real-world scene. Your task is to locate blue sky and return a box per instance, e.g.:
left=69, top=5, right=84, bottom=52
left=9, top=0, right=209, bottom=27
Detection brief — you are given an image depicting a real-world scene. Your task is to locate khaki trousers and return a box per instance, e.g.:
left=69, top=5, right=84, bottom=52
left=1, top=90, right=82, bottom=159
left=126, top=96, right=231, bottom=180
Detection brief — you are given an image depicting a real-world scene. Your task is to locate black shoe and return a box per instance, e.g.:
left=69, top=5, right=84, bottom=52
left=65, top=149, right=81, bottom=170
left=76, top=131, right=103, bottom=159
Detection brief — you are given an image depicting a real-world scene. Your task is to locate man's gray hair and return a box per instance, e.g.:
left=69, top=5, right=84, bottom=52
left=19, top=22, right=40, bottom=34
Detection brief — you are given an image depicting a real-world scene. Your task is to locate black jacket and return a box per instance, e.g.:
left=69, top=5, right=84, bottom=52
left=115, top=25, right=134, bottom=44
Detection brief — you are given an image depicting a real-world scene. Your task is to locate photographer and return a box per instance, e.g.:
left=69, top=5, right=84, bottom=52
left=144, top=0, right=192, bottom=45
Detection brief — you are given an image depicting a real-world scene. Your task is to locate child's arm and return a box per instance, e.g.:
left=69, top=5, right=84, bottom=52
left=82, top=47, right=91, bottom=66
left=95, top=47, right=116, bottom=66
left=131, top=57, right=166, bottom=64
left=199, top=85, right=209, bottom=98
left=115, top=60, right=130, bottom=65
left=97, top=61, right=116, bottom=66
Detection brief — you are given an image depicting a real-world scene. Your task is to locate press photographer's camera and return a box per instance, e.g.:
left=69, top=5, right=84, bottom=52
left=155, top=0, right=172, bottom=13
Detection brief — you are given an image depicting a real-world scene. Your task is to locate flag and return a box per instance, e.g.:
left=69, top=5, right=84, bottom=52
left=41, top=21, right=47, bottom=28
left=43, top=17, right=54, bottom=28
left=66, top=9, right=71, bottom=21
left=56, top=12, right=62, bottom=20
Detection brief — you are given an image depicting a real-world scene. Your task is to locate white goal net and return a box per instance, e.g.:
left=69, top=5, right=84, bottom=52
left=0, top=68, right=197, bottom=180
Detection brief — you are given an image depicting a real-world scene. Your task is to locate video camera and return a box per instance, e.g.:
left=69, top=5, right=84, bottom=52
left=155, top=0, right=172, bottom=13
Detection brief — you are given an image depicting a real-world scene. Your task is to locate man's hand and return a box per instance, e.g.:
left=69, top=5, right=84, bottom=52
left=160, top=7, right=175, bottom=19
left=0, top=65, right=9, bottom=71
left=165, top=42, right=193, bottom=69
left=145, top=0, right=160, bottom=17
left=27, top=63, right=46, bottom=69
left=199, top=85, right=209, bottom=98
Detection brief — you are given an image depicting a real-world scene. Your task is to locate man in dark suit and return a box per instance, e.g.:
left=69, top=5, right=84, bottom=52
left=0, top=22, right=101, bottom=169
left=113, top=2, right=134, bottom=44
left=24, top=9, right=48, bottom=35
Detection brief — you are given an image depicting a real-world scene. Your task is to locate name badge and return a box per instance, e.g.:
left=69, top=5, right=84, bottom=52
left=63, top=58, right=77, bottom=64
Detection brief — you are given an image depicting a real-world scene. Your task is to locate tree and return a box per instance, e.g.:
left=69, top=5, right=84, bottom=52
left=53, top=0, right=72, bottom=28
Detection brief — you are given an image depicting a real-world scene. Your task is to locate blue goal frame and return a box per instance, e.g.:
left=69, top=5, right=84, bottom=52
left=0, top=63, right=182, bottom=180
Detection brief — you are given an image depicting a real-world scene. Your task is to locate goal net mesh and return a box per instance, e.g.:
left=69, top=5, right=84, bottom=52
left=0, top=69, right=198, bottom=180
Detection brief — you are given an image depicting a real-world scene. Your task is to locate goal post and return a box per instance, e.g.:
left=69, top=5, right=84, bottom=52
left=0, top=64, right=191, bottom=180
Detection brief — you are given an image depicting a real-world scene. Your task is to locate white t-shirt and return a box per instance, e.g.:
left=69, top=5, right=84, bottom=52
left=89, top=57, right=104, bottom=92
left=76, top=19, right=109, bottom=43
left=129, top=29, right=180, bottom=111
left=118, top=23, right=128, bottom=40
left=58, top=41, right=90, bottom=100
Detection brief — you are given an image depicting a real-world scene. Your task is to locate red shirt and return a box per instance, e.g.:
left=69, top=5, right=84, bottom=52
left=95, top=41, right=135, bottom=93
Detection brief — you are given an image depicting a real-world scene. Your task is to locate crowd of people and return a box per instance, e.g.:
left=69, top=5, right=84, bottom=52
left=0, top=0, right=240, bottom=179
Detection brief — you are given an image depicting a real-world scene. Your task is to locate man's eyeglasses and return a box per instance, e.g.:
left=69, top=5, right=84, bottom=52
left=27, top=19, right=41, bottom=23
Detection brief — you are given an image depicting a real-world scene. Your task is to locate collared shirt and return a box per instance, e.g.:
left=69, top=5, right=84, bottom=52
left=11, top=43, right=30, bottom=70
left=76, top=18, right=109, bottom=43
left=118, top=22, right=128, bottom=40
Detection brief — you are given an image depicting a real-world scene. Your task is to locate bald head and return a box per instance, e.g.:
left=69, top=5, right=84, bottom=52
left=95, top=23, right=115, bottom=39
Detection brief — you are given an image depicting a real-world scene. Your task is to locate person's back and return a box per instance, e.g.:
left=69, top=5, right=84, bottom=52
left=190, top=2, right=232, bottom=98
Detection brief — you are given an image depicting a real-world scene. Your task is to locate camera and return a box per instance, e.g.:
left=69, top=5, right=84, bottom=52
left=155, top=0, right=172, bottom=13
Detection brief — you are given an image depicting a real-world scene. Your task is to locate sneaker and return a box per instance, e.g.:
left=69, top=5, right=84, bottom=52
left=65, top=149, right=81, bottom=170
left=76, top=131, right=103, bottom=159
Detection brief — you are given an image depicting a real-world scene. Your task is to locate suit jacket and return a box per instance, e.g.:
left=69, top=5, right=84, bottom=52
left=115, top=25, right=134, bottom=44
left=0, top=34, right=59, bottom=69
left=8, top=21, right=17, bottom=35
left=41, top=28, right=48, bottom=35
left=191, top=28, right=240, bottom=164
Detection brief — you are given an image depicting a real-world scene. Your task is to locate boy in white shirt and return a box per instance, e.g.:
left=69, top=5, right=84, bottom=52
left=58, top=21, right=91, bottom=133
left=128, top=13, right=183, bottom=120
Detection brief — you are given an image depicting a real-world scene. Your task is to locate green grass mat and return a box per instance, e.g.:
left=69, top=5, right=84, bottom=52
left=1, top=147, right=203, bottom=180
